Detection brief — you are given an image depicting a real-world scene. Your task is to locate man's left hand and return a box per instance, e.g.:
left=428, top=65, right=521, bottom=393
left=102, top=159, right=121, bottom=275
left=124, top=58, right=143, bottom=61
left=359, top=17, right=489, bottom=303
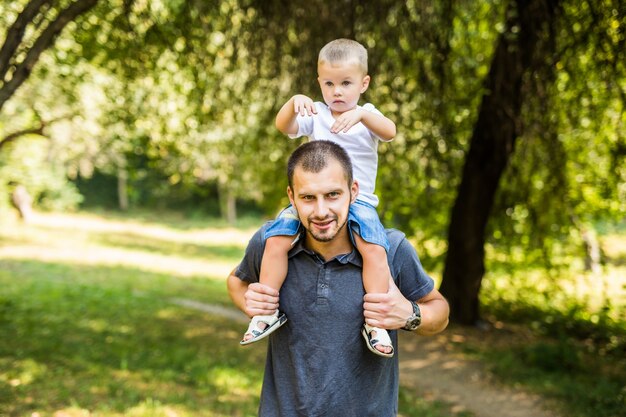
left=363, top=276, right=413, bottom=330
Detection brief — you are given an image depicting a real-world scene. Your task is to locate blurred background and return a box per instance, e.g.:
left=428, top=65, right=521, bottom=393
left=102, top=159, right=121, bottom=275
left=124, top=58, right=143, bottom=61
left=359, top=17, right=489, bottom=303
left=0, top=1, right=625, bottom=416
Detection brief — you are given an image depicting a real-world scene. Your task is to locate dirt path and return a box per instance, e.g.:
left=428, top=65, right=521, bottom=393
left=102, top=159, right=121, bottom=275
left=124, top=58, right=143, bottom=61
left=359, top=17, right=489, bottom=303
left=397, top=330, right=559, bottom=417
left=179, top=299, right=560, bottom=417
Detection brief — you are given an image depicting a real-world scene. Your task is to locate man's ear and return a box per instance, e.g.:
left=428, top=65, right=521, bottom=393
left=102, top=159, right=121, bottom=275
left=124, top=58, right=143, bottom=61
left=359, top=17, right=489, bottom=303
left=287, top=186, right=295, bottom=205
left=350, top=180, right=359, bottom=204
left=360, top=75, right=371, bottom=93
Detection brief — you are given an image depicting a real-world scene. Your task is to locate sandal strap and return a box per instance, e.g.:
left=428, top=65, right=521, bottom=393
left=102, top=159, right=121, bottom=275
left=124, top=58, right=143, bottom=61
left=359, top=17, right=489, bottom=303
left=363, top=323, right=393, bottom=349
left=244, top=311, right=279, bottom=336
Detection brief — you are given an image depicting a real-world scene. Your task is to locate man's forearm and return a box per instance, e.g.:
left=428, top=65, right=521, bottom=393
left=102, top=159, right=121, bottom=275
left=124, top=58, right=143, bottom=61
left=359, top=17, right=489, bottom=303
left=227, top=270, right=249, bottom=315
left=414, top=297, right=449, bottom=336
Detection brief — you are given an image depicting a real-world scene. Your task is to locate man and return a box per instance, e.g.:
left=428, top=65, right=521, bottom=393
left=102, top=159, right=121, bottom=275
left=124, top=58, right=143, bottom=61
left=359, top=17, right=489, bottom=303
left=227, top=140, right=449, bottom=416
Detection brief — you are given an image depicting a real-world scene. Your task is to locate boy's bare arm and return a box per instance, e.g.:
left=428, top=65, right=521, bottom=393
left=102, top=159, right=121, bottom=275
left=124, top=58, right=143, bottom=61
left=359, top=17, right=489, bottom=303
left=331, top=107, right=396, bottom=141
left=358, top=109, right=396, bottom=141
left=275, top=94, right=316, bottom=135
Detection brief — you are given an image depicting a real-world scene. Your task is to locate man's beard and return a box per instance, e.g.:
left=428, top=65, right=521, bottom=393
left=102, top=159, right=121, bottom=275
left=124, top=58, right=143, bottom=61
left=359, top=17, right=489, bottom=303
left=306, top=212, right=349, bottom=242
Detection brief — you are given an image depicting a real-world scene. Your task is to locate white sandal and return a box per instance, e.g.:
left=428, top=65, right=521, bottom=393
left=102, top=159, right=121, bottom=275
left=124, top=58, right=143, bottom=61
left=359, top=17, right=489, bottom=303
left=240, top=311, right=288, bottom=345
left=361, top=324, right=394, bottom=358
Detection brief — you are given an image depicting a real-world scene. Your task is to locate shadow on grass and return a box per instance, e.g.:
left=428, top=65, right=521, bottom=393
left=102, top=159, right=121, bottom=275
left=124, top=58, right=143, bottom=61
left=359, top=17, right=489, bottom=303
left=0, top=258, right=265, bottom=416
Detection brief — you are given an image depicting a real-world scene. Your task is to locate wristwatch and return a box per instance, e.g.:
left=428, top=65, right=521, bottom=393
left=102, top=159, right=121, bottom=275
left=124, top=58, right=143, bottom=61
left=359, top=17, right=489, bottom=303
left=403, top=301, right=422, bottom=331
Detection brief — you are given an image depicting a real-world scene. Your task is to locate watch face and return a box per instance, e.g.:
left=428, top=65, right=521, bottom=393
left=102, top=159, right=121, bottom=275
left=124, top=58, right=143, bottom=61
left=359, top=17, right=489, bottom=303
left=406, top=317, right=420, bottom=330
left=405, top=302, right=421, bottom=330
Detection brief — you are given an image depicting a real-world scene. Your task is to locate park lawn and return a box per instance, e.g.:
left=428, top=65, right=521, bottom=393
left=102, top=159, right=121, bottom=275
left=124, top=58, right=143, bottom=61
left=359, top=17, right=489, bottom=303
left=0, top=210, right=469, bottom=417
left=475, top=227, right=626, bottom=417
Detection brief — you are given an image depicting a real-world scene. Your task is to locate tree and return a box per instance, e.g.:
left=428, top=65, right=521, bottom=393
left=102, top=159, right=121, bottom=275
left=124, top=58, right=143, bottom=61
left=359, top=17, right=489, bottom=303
left=440, top=0, right=626, bottom=324
left=1, top=0, right=622, bottom=322
left=439, top=0, right=561, bottom=324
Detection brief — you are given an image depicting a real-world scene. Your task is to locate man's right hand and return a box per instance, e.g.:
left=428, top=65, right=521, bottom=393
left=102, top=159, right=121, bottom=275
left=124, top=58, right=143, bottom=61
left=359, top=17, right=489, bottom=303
left=244, top=282, right=280, bottom=318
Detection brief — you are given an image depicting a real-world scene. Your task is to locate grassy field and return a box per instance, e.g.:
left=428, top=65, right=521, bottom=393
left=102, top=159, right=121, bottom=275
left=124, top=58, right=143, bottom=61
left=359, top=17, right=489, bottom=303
left=0, top=210, right=470, bottom=417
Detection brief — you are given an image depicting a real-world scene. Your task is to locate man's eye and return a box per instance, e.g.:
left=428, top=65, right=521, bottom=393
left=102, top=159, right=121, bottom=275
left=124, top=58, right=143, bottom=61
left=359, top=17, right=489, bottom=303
left=303, top=195, right=314, bottom=200
left=328, top=192, right=339, bottom=198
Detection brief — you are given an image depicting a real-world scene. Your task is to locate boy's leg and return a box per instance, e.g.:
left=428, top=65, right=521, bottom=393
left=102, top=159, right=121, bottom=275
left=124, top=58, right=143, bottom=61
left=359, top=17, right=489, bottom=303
left=259, top=235, right=292, bottom=290
left=353, top=233, right=393, bottom=356
left=241, top=235, right=292, bottom=344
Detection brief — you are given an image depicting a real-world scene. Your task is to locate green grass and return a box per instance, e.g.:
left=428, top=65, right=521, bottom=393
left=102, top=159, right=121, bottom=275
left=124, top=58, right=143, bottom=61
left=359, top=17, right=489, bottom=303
left=0, top=210, right=467, bottom=417
left=3, top=208, right=624, bottom=417
left=484, top=341, right=625, bottom=417
left=0, top=267, right=266, bottom=416
left=471, top=300, right=626, bottom=417
left=476, top=236, right=626, bottom=417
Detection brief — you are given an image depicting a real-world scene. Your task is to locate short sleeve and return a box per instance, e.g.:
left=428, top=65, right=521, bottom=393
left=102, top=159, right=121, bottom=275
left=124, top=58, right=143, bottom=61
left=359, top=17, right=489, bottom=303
left=361, top=103, right=386, bottom=141
left=389, top=232, right=435, bottom=302
left=362, top=102, right=382, bottom=116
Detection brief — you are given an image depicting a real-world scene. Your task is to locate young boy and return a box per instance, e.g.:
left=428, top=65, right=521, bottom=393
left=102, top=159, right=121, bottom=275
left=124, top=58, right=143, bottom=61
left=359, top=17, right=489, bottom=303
left=240, top=38, right=396, bottom=357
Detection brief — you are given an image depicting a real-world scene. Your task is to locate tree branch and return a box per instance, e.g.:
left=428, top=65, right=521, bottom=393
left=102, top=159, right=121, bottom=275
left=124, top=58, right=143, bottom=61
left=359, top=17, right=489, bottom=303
left=0, top=0, right=100, bottom=112
left=0, top=0, right=52, bottom=81
left=0, top=127, right=45, bottom=151
left=0, top=113, right=74, bottom=151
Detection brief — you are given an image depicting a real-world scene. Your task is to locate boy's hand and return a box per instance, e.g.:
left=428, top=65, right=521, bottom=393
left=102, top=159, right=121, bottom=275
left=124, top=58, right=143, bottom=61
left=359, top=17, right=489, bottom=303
left=293, top=94, right=317, bottom=116
left=330, top=108, right=363, bottom=134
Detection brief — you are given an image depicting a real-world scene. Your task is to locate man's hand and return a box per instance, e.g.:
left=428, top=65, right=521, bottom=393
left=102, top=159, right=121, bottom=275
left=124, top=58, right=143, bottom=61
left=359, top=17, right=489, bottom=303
left=293, top=94, right=317, bottom=116
left=244, top=282, right=280, bottom=318
left=330, top=108, right=363, bottom=134
left=362, top=276, right=412, bottom=330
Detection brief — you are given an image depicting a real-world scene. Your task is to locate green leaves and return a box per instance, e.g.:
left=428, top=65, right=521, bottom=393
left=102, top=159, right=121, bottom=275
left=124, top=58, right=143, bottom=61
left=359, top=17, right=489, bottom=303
left=1, top=0, right=624, bottom=264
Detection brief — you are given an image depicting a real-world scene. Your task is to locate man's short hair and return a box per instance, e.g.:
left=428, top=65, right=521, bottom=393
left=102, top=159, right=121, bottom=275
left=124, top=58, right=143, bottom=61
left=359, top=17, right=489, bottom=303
left=287, top=140, right=354, bottom=189
left=318, top=38, right=368, bottom=74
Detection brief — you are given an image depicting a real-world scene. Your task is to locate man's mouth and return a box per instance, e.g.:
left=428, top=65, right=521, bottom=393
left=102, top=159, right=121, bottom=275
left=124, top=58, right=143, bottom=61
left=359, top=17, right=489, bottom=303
left=311, top=218, right=335, bottom=231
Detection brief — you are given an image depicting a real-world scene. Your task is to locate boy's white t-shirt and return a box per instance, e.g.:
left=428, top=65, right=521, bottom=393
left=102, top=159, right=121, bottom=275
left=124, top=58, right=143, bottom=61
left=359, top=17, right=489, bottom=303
left=289, top=101, right=386, bottom=207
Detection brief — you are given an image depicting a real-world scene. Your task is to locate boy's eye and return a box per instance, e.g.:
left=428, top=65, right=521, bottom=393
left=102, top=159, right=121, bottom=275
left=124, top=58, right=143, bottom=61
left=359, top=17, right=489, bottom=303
left=325, top=82, right=333, bottom=87
left=342, top=81, right=351, bottom=86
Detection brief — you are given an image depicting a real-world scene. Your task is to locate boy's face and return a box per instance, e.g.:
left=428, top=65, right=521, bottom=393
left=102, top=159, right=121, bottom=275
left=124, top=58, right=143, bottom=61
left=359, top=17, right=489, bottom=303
left=317, top=60, right=370, bottom=116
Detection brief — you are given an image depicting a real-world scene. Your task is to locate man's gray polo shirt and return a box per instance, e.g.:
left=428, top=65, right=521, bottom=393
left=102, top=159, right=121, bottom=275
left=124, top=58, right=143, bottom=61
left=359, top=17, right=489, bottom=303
left=236, top=223, right=435, bottom=417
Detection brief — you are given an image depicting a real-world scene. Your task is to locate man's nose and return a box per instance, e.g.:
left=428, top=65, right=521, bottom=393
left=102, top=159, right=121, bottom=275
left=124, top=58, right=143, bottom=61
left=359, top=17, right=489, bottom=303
left=315, top=199, right=329, bottom=217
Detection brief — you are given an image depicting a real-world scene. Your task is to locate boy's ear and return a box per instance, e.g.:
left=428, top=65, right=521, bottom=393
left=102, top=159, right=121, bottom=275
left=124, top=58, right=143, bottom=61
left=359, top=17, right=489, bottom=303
left=360, top=75, right=371, bottom=93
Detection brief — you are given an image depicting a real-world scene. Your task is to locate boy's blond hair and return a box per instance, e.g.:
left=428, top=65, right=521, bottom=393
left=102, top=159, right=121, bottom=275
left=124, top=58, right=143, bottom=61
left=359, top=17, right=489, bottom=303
left=318, top=38, right=368, bottom=74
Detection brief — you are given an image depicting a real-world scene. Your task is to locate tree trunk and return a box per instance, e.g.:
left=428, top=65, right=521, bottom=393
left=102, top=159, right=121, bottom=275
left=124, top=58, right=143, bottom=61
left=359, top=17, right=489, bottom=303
left=440, top=0, right=559, bottom=324
left=217, top=180, right=237, bottom=225
left=117, top=167, right=129, bottom=211
left=225, top=191, right=237, bottom=225
left=11, top=184, right=33, bottom=222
